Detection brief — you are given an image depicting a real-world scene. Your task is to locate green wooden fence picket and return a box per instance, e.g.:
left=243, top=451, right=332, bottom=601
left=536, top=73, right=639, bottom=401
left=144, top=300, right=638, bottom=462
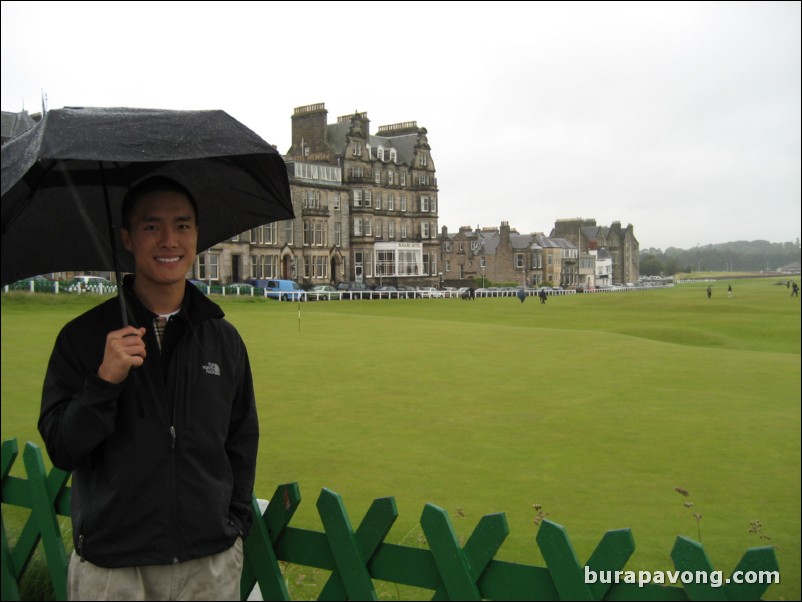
left=1, top=439, right=781, bottom=601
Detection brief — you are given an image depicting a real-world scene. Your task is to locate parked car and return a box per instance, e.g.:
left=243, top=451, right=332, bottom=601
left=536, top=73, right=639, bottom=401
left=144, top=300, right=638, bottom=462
left=65, top=275, right=115, bottom=293
left=396, top=285, right=420, bottom=298
left=307, top=285, right=340, bottom=301
left=417, top=287, right=444, bottom=298
left=263, top=279, right=306, bottom=301
left=372, top=285, right=398, bottom=298
left=336, top=281, right=372, bottom=299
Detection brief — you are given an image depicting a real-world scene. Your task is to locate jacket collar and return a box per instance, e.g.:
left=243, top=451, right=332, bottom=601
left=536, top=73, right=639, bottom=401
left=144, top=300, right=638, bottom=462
left=121, top=275, right=224, bottom=328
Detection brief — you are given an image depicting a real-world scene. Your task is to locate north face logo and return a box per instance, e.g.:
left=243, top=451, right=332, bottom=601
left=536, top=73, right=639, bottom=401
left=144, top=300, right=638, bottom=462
left=201, top=362, right=221, bottom=376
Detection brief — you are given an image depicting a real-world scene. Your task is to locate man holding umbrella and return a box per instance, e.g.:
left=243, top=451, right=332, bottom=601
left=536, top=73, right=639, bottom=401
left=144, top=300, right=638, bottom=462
left=38, top=176, right=258, bottom=600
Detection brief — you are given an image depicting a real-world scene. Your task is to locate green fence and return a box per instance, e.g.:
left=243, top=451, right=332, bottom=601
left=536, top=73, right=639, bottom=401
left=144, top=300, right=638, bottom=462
left=2, top=439, right=780, bottom=601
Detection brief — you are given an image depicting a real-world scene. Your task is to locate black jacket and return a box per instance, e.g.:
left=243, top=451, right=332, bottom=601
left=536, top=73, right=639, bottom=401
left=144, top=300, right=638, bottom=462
left=39, top=278, right=258, bottom=568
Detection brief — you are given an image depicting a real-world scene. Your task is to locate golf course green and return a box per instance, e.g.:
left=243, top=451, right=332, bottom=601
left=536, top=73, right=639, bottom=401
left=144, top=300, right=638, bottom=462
left=2, top=277, right=799, bottom=600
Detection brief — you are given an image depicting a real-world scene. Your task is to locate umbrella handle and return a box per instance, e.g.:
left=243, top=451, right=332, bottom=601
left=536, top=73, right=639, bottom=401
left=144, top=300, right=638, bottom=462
left=99, top=161, right=128, bottom=328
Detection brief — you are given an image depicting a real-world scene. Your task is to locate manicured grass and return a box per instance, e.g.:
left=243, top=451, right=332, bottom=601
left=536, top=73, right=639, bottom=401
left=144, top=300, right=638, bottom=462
left=2, top=279, right=799, bottom=600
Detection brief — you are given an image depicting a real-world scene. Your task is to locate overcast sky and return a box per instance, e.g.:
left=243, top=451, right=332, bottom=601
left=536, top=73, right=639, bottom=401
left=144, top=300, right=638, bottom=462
left=2, top=1, right=799, bottom=250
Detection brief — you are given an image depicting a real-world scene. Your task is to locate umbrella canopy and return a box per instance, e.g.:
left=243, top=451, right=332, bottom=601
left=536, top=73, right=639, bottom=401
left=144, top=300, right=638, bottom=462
left=1, top=106, right=294, bottom=287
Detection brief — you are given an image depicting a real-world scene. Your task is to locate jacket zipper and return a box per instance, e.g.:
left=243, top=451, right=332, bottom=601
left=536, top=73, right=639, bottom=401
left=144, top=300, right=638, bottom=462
left=77, top=534, right=85, bottom=562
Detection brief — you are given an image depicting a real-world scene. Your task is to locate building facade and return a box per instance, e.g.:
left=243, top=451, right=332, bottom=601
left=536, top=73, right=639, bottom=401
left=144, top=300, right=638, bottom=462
left=195, top=103, right=440, bottom=288
left=441, top=219, right=639, bottom=288
left=440, top=222, right=577, bottom=288
left=551, top=218, right=639, bottom=285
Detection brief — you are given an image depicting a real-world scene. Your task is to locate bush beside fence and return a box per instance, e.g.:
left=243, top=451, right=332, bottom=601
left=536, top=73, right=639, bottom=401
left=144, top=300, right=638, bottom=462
left=2, top=438, right=780, bottom=601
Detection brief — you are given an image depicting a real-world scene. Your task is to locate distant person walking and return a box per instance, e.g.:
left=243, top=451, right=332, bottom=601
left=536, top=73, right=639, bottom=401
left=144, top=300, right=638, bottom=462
left=539, top=289, right=547, bottom=304
left=706, top=285, right=712, bottom=299
left=792, top=282, right=799, bottom=297
left=727, top=284, right=732, bottom=298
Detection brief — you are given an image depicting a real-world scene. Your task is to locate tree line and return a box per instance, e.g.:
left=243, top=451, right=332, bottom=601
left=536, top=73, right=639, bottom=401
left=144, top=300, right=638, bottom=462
left=639, top=240, right=801, bottom=276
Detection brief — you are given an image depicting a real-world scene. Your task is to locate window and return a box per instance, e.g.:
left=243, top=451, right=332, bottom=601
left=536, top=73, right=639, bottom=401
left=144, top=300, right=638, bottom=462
left=375, top=193, right=382, bottom=210
left=419, top=153, right=427, bottom=167
left=270, top=256, right=279, bottom=278
left=376, top=250, right=395, bottom=276
left=388, top=194, right=394, bottom=211
left=387, top=171, right=394, bottom=186
left=375, top=220, right=382, bottom=238
left=480, top=257, right=486, bottom=269
left=377, top=146, right=384, bottom=161
left=306, top=256, right=327, bottom=279
left=354, top=218, right=362, bottom=236
left=364, top=219, right=372, bottom=237
left=250, top=224, right=277, bottom=245
left=352, top=143, right=362, bottom=156
left=422, top=223, right=430, bottom=238
left=303, top=221, right=310, bottom=246
left=304, top=190, right=320, bottom=209
left=431, top=197, right=437, bottom=213
left=401, top=222, right=408, bottom=239
left=516, top=254, right=524, bottom=268
left=471, top=241, right=479, bottom=251
left=198, top=253, right=219, bottom=280
left=364, top=190, right=372, bottom=206
left=332, top=192, right=340, bottom=210
left=285, top=221, right=294, bottom=246
left=422, top=253, right=434, bottom=276
left=375, top=169, right=381, bottom=184
left=400, top=196, right=407, bottom=212
left=400, top=173, right=406, bottom=187
left=388, top=221, right=395, bottom=239
left=421, top=196, right=430, bottom=212
left=334, top=222, right=341, bottom=246
left=390, top=148, right=397, bottom=163
left=444, top=241, right=452, bottom=252
left=353, top=190, right=363, bottom=207
left=314, top=256, right=327, bottom=279
left=445, top=259, right=450, bottom=273
left=350, top=165, right=365, bottom=178
left=314, top=221, right=325, bottom=246
left=355, top=251, right=364, bottom=279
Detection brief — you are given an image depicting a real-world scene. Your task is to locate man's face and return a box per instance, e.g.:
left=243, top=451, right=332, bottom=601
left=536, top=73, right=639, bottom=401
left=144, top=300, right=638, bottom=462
left=121, top=190, right=197, bottom=288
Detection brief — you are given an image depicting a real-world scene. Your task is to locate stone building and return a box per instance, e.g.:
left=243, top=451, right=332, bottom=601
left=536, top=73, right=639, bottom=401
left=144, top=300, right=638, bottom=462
left=440, top=223, right=577, bottom=287
left=441, top=218, right=638, bottom=289
left=194, top=102, right=440, bottom=287
left=551, top=218, right=639, bottom=285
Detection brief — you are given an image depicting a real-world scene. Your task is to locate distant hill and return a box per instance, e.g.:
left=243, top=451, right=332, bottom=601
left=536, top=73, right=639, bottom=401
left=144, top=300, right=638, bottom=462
left=640, top=240, right=800, bottom=275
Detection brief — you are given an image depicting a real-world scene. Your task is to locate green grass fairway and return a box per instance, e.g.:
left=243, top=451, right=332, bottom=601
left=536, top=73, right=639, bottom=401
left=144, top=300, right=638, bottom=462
left=2, top=279, right=799, bottom=600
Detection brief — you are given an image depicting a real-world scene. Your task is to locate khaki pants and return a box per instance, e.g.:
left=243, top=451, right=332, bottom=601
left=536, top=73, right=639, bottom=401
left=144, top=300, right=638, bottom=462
left=68, top=538, right=243, bottom=601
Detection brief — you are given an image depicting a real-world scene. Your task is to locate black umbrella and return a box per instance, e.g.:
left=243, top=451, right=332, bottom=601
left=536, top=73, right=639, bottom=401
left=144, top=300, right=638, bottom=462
left=1, top=106, right=294, bottom=323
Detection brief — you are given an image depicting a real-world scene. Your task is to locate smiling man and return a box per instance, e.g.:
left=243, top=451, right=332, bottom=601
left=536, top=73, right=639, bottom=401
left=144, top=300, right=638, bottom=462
left=39, top=176, right=258, bottom=600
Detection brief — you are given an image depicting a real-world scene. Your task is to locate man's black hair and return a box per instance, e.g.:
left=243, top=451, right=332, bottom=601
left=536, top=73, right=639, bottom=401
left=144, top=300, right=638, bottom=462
left=121, top=176, right=198, bottom=230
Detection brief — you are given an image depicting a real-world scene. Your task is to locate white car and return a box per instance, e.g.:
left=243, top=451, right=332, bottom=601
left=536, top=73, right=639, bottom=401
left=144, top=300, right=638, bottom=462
left=66, top=275, right=115, bottom=293
left=417, top=287, right=444, bottom=298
